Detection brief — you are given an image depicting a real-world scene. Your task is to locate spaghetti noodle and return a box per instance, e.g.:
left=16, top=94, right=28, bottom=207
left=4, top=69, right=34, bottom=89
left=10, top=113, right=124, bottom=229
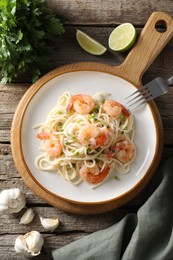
left=34, top=92, right=136, bottom=187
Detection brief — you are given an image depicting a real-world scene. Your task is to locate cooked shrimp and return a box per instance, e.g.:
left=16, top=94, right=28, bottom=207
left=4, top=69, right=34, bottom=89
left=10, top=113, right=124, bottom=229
left=79, top=164, right=110, bottom=184
left=103, top=99, right=129, bottom=118
left=67, top=94, right=95, bottom=114
left=108, top=139, right=135, bottom=163
left=77, top=124, right=109, bottom=148
left=37, top=132, right=62, bottom=157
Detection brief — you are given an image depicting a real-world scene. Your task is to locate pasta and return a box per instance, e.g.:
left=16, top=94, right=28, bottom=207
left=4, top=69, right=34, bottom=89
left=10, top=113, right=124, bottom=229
left=34, top=91, right=136, bottom=187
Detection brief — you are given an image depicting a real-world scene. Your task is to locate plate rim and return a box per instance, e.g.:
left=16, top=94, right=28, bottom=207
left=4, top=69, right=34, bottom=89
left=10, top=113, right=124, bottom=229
left=11, top=62, right=164, bottom=213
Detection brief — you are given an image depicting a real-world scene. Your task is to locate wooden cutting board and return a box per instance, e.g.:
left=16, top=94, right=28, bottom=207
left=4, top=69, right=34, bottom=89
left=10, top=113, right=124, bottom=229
left=11, top=12, right=173, bottom=214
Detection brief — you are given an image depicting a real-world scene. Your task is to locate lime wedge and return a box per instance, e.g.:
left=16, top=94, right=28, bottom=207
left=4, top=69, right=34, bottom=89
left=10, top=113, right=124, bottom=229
left=108, top=23, right=136, bottom=52
left=76, top=29, right=107, bottom=55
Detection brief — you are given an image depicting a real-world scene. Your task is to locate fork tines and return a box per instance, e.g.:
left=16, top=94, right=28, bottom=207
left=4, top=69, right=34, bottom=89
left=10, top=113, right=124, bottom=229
left=124, top=85, right=153, bottom=110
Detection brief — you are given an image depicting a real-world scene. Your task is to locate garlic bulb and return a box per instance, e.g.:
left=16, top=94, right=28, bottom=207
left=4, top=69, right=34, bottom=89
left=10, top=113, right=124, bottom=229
left=0, top=188, right=26, bottom=214
left=20, top=208, right=35, bottom=225
left=40, top=217, right=59, bottom=232
left=14, top=231, right=44, bottom=256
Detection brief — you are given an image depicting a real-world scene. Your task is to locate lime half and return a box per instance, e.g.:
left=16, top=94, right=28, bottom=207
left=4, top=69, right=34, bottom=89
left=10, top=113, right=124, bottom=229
left=108, top=23, right=136, bottom=52
left=76, top=29, right=107, bottom=55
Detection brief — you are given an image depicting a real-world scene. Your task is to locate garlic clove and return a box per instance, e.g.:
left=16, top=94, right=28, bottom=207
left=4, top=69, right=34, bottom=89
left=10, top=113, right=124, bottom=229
left=15, top=231, right=44, bottom=256
left=0, top=188, right=26, bottom=214
left=20, top=208, right=35, bottom=225
left=40, top=217, right=59, bottom=232
left=14, top=235, right=28, bottom=254
left=24, top=231, right=44, bottom=256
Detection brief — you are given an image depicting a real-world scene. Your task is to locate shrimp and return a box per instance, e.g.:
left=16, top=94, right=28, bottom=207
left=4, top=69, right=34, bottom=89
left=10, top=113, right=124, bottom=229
left=103, top=99, right=129, bottom=118
left=37, top=132, right=62, bottom=157
left=67, top=94, right=95, bottom=115
left=77, top=124, right=109, bottom=148
left=108, top=139, right=135, bottom=163
left=79, top=164, right=110, bottom=184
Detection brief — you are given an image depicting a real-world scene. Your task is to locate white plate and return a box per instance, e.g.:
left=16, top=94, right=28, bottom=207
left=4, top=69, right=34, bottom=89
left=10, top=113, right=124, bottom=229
left=21, top=71, right=157, bottom=203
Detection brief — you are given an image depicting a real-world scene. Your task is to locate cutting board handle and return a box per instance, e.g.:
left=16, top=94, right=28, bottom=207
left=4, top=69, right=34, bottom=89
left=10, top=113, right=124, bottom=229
left=117, top=12, right=173, bottom=87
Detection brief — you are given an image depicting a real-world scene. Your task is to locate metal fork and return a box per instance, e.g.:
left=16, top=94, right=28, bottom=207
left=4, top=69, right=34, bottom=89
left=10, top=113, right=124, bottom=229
left=124, top=76, right=173, bottom=110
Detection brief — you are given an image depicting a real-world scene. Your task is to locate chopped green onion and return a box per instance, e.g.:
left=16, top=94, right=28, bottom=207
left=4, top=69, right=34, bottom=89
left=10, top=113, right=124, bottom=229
left=114, top=175, right=120, bottom=181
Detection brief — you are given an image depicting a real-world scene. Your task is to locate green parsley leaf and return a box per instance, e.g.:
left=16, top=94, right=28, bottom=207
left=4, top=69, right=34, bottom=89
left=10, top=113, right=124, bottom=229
left=0, top=0, right=64, bottom=83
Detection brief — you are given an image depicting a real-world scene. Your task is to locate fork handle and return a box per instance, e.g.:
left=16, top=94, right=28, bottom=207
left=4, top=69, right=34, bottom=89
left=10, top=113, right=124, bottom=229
left=116, top=12, right=173, bottom=87
left=168, top=76, right=173, bottom=85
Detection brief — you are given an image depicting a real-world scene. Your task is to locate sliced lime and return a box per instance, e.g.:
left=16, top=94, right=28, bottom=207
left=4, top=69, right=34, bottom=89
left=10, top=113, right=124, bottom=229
left=76, top=29, right=107, bottom=55
left=108, top=23, right=136, bottom=52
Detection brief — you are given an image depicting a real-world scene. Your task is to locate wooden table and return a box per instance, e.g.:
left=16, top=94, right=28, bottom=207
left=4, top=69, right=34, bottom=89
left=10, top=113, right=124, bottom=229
left=1, top=1, right=173, bottom=259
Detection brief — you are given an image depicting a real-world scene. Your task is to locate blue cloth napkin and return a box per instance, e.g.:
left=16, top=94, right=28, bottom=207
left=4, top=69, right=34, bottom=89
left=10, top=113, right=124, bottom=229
left=52, top=157, right=173, bottom=260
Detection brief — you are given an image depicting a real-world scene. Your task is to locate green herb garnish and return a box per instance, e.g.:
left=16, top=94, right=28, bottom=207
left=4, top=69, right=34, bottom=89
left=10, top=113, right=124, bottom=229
left=57, top=111, right=63, bottom=115
left=87, top=148, right=91, bottom=153
left=92, top=107, right=99, bottom=113
left=114, top=175, right=120, bottom=181
left=120, top=114, right=126, bottom=122
left=0, top=0, right=64, bottom=83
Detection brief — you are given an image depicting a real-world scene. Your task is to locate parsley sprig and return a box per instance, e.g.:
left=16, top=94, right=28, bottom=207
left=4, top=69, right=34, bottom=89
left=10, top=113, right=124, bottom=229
left=0, top=0, right=64, bottom=83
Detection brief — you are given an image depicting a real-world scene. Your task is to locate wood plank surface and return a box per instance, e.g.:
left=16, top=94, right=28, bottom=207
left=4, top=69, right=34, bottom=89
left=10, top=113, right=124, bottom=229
left=46, top=0, right=173, bottom=25
left=0, top=1, right=173, bottom=258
